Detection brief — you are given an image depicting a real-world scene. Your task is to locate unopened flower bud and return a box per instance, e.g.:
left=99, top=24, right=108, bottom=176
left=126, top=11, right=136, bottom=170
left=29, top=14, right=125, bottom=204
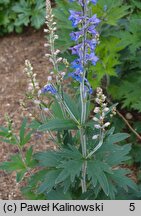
left=44, top=43, right=50, bottom=47
left=103, top=122, right=110, bottom=128
left=92, top=134, right=99, bottom=140
left=45, top=53, right=51, bottom=57
left=93, top=117, right=99, bottom=122
left=44, top=29, right=49, bottom=33
left=103, top=107, right=109, bottom=112
left=57, top=57, right=62, bottom=63
left=47, top=76, right=52, bottom=81
left=94, top=107, right=100, bottom=113
left=54, top=49, right=60, bottom=55
left=61, top=72, right=66, bottom=77
left=94, top=124, right=101, bottom=129
left=54, top=35, right=59, bottom=39
left=33, top=100, right=41, bottom=105
left=43, top=108, right=49, bottom=112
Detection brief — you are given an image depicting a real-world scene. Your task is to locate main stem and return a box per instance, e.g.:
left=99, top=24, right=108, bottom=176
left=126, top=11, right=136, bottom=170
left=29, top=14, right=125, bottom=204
left=80, top=0, right=87, bottom=193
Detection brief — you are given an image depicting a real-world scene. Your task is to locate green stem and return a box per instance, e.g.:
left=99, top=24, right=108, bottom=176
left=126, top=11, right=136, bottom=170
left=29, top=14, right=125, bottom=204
left=79, top=0, right=88, bottom=193
left=86, top=129, right=104, bottom=159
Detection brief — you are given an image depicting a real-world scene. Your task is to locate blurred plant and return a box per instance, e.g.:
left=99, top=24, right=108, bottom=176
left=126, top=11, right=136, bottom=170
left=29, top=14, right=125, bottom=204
left=0, top=0, right=46, bottom=35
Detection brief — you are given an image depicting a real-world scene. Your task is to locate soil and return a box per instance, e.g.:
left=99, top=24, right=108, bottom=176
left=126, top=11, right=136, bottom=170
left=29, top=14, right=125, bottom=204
left=0, top=28, right=53, bottom=199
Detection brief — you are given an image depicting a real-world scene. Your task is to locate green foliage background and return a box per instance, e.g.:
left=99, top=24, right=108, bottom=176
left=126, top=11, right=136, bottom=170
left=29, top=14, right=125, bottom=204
left=0, top=0, right=46, bottom=35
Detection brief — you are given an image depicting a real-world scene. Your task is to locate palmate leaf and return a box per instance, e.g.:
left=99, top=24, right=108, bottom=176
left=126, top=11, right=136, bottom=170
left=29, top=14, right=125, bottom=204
left=21, top=169, right=47, bottom=200
left=107, top=133, right=130, bottom=143
left=38, top=118, right=78, bottom=131
left=59, top=145, right=82, bottom=160
left=131, top=0, right=141, bottom=9
left=95, top=132, right=131, bottom=166
left=47, top=187, right=72, bottom=200
left=37, top=169, right=61, bottom=194
left=35, top=146, right=83, bottom=194
left=56, top=159, right=83, bottom=184
left=34, top=151, right=61, bottom=167
left=108, top=169, right=137, bottom=194
left=109, top=71, right=141, bottom=111
left=92, top=0, right=130, bottom=26
left=89, top=37, right=125, bottom=88
left=87, top=160, right=112, bottom=196
left=31, top=0, right=45, bottom=29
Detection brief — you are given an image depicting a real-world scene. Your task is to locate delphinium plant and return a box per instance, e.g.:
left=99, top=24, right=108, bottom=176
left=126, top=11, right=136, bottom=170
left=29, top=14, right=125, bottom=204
left=0, top=0, right=138, bottom=200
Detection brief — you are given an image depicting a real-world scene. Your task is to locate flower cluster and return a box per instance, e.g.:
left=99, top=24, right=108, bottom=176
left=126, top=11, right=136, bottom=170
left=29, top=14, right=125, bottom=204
left=69, top=0, right=100, bottom=93
left=44, top=0, right=60, bottom=69
left=24, top=60, right=39, bottom=94
left=40, top=0, right=69, bottom=96
left=92, top=87, right=110, bottom=139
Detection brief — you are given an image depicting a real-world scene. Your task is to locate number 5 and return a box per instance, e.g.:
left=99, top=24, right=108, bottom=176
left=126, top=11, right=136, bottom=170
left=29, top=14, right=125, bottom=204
left=129, top=203, right=135, bottom=211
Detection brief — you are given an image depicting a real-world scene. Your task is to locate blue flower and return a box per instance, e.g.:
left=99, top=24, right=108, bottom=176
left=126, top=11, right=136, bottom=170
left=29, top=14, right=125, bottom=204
left=70, top=30, right=83, bottom=41
left=71, top=59, right=83, bottom=70
left=69, top=72, right=83, bottom=83
left=88, top=14, right=101, bottom=26
left=87, top=25, right=98, bottom=35
left=69, top=10, right=84, bottom=27
left=41, top=84, right=57, bottom=94
left=69, top=43, right=82, bottom=55
left=86, top=52, right=99, bottom=65
left=91, top=0, right=97, bottom=5
left=86, top=39, right=97, bottom=51
left=68, top=0, right=100, bottom=95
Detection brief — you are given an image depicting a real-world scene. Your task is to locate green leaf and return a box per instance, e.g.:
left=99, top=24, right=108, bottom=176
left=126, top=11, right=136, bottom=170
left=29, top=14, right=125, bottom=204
left=63, top=93, right=80, bottom=120
left=0, top=154, right=25, bottom=172
left=16, top=170, right=26, bottom=182
left=47, top=187, right=72, bottom=200
left=38, top=118, right=78, bottom=131
left=19, top=118, right=27, bottom=144
left=107, top=133, right=130, bottom=143
left=87, top=160, right=110, bottom=196
left=19, top=118, right=33, bottom=146
left=38, top=169, right=61, bottom=194
left=0, top=126, right=9, bottom=137
left=0, top=0, right=10, bottom=4
left=31, top=9, right=45, bottom=29
left=95, top=135, right=132, bottom=166
left=34, top=151, right=61, bottom=167
left=29, top=120, right=41, bottom=129
left=60, top=145, right=82, bottom=160
left=110, top=169, right=138, bottom=192
left=51, top=100, right=64, bottom=119
left=94, top=0, right=130, bottom=26
left=56, top=159, right=83, bottom=183
left=25, top=146, right=36, bottom=167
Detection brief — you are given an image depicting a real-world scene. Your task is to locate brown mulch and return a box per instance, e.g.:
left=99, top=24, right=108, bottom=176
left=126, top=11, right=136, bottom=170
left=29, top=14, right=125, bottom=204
left=0, top=28, right=53, bottom=199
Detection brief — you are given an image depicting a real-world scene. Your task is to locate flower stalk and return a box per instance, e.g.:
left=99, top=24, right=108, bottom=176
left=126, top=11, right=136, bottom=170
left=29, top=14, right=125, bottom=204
left=69, top=0, right=100, bottom=193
